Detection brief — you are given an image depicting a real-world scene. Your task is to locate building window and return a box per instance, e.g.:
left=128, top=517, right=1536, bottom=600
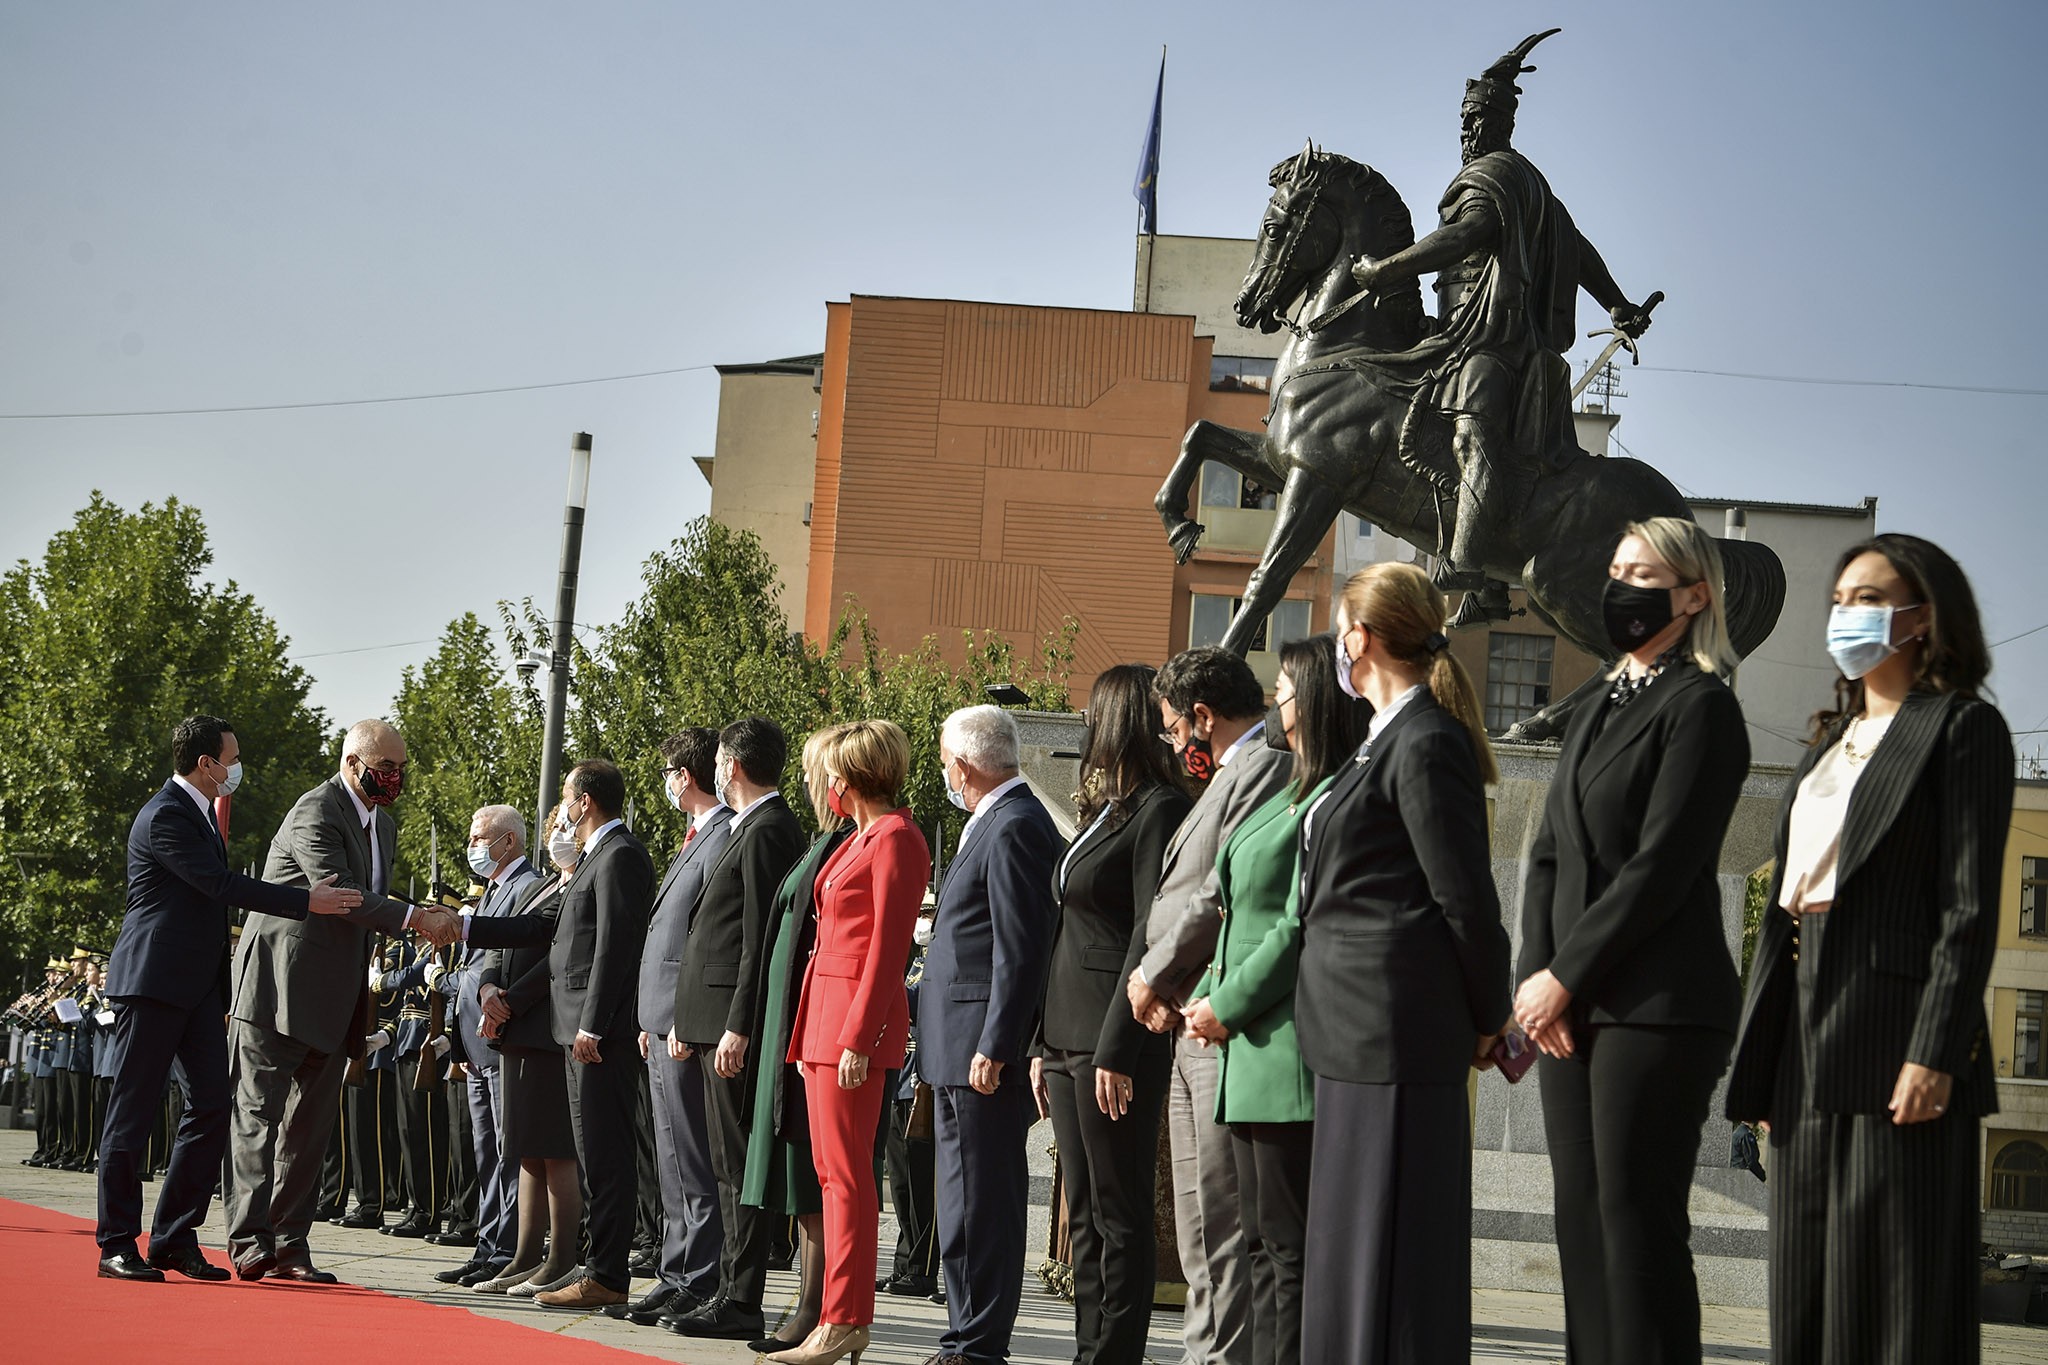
left=1198, top=462, right=1277, bottom=511
left=1485, top=633, right=1554, bottom=733
left=1356, top=518, right=1375, bottom=539
left=1189, top=595, right=1310, bottom=655
left=1210, top=355, right=1276, bottom=393
left=2022, top=857, right=2048, bottom=939
left=2018, top=990, right=2048, bottom=1081
left=1991, top=1140, right=2048, bottom=1212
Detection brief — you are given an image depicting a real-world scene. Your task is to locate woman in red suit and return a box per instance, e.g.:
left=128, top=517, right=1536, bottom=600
left=775, top=719, right=932, bottom=1365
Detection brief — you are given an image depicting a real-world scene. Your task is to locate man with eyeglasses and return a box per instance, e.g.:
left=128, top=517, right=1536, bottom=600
left=1125, top=648, right=1291, bottom=1365
left=225, top=718, right=457, bottom=1284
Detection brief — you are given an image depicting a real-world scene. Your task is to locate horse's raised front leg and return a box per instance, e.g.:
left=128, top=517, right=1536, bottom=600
left=1219, top=466, right=1343, bottom=658
left=1157, top=421, right=1271, bottom=566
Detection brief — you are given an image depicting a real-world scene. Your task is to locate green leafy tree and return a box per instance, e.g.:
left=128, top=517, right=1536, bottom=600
left=387, top=613, right=544, bottom=896
left=560, top=518, right=1075, bottom=856
left=0, top=494, right=330, bottom=972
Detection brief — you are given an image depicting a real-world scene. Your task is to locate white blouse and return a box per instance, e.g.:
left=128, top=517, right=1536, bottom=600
left=1779, top=713, right=1895, bottom=914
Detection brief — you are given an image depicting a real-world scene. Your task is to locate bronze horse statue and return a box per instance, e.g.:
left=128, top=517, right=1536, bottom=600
left=1154, top=144, right=1785, bottom=740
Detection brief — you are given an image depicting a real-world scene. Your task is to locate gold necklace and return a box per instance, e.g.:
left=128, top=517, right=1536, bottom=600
left=1842, top=715, right=1881, bottom=765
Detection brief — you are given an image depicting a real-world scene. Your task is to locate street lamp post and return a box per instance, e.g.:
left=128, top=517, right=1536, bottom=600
left=536, top=433, right=592, bottom=838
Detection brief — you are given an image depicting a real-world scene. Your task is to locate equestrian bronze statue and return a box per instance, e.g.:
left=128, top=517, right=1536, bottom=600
left=1154, top=29, right=1784, bottom=741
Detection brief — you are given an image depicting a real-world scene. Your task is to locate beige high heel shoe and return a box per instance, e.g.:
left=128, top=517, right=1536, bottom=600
left=764, top=1322, right=870, bottom=1365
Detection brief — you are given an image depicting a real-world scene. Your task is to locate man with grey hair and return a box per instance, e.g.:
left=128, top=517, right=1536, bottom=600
left=417, top=803, right=538, bottom=1287
left=917, top=704, right=1058, bottom=1365
left=225, top=719, right=458, bottom=1283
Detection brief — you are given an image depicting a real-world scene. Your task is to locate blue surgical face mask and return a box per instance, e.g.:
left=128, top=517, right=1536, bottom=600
left=218, top=760, right=244, bottom=796
left=466, top=839, right=500, bottom=879
left=944, top=763, right=970, bottom=812
left=1826, top=602, right=1922, bottom=680
left=1335, top=625, right=1366, bottom=701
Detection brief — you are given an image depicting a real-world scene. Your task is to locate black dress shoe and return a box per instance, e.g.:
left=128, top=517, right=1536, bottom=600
left=435, top=1258, right=487, bottom=1285
left=883, top=1273, right=937, bottom=1298
left=97, top=1252, right=166, bottom=1282
left=335, top=1206, right=383, bottom=1229
left=605, top=1283, right=685, bottom=1324
left=667, top=1296, right=764, bottom=1339
left=750, top=1327, right=814, bottom=1353
left=147, top=1246, right=230, bottom=1280
left=267, top=1263, right=339, bottom=1284
left=233, top=1249, right=276, bottom=1282
left=458, top=1262, right=507, bottom=1287
left=425, top=1227, right=477, bottom=1247
left=383, top=1218, right=430, bottom=1239
left=626, top=1249, right=659, bottom=1276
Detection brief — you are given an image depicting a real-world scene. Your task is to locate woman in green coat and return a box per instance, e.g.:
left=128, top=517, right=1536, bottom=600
left=741, top=724, right=851, bottom=1353
left=1184, top=633, right=1367, bottom=1365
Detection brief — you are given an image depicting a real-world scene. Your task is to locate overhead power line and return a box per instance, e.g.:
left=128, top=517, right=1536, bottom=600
left=0, top=357, right=2041, bottom=422
left=0, top=362, right=720, bottom=420
left=1638, top=366, right=2048, bottom=398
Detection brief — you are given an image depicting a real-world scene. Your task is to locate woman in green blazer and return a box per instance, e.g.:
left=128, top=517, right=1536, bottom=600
left=1184, top=633, right=1367, bottom=1365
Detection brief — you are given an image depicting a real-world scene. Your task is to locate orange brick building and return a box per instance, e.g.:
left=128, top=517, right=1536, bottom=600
left=700, top=294, right=1335, bottom=699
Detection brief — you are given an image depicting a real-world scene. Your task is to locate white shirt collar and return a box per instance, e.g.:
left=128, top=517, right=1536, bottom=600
left=1360, top=684, right=1425, bottom=754
left=490, top=855, right=531, bottom=886
left=726, top=790, right=781, bottom=832
left=1218, top=719, right=1265, bottom=769
left=581, top=817, right=626, bottom=856
left=964, top=774, right=1027, bottom=828
left=343, top=776, right=373, bottom=828
left=171, top=774, right=215, bottom=822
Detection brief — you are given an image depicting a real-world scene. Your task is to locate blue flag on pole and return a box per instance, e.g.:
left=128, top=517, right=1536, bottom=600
left=1134, top=53, right=1163, bottom=235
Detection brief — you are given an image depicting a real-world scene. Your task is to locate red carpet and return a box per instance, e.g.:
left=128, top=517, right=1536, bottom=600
left=0, top=1196, right=670, bottom=1363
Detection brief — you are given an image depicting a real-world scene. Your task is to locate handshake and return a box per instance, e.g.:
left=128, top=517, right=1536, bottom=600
left=410, top=905, right=464, bottom=948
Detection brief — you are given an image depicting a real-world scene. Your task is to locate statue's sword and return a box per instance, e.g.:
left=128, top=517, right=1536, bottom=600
left=1569, top=291, right=1663, bottom=400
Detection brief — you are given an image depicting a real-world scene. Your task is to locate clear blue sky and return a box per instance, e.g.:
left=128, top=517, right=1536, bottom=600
left=4, top=2, right=2045, bottom=759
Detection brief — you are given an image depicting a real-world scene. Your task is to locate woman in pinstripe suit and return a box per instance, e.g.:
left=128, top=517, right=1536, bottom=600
left=1727, top=533, right=2013, bottom=1365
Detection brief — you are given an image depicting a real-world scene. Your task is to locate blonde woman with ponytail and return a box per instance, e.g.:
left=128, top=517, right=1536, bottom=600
left=1291, top=560, right=1512, bottom=1365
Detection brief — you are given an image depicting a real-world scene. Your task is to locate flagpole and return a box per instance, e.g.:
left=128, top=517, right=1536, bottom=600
left=1138, top=46, right=1164, bottom=313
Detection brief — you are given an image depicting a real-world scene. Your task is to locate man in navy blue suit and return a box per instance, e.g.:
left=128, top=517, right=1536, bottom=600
left=916, top=705, right=1059, bottom=1365
left=94, top=715, right=360, bottom=1281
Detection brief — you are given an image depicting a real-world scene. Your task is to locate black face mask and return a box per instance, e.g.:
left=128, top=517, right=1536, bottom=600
left=1601, top=578, right=1675, bottom=654
left=357, top=761, right=403, bottom=808
left=1264, top=703, right=1292, bottom=752
left=1179, top=735, right=1215, bottom=783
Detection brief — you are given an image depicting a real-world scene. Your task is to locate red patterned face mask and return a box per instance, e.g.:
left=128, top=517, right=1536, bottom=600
left=827, top=779, right=850, bottom=821
left=1179, top=736, right=1215, bottom=784
left=358, top=761, right=404, bottom=807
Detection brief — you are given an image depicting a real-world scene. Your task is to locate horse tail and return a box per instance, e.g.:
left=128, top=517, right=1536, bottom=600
left=1718, top=538, right=1787, bottom=659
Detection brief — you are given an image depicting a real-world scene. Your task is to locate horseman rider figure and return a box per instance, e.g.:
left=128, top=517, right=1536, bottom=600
left=1347, top=29, right=1654, bottom=624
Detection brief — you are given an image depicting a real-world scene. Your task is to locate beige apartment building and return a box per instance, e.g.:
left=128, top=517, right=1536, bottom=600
left=1986, top=777, right=2048, bottom=1252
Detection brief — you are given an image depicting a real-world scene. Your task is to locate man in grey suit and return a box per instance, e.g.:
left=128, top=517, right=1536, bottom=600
left=426, top=803, right=539, bottom=1287
left=1125, top=649, right=1292, bottom=1365
left=225, top=719, right=455, bottom=1282
left=606, top=728, right=733, bottom=1327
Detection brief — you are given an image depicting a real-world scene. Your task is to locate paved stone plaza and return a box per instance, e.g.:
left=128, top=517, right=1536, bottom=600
left=8, top=1128, right=2041, bottom=1362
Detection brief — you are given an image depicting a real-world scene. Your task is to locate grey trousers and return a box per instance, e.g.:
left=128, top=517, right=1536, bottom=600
left=647, top=1045, right=723, bottom=1297
left=1167, top=1039, right=1251, bottom=1365
left=467, top=1066, right=516, bottom=1266
left=225, top=1018, right=350, bottom=1266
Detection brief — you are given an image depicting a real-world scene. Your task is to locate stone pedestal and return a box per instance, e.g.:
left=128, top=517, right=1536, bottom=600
left=1470, top=743, right=1793, bottom=1307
